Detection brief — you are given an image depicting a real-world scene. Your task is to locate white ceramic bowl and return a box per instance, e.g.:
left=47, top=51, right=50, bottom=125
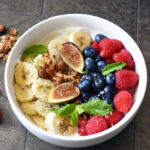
left=5, top=14, right=147, bottom=148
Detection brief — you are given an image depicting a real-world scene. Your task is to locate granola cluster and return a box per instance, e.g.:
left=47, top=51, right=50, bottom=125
left=38, top=53, right=82, bottom=86
left=0, top=27, right=19, bottom=61
left=55, top=117, right=76, bottom=136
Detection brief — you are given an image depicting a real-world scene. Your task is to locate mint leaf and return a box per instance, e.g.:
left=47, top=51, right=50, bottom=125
left=50, top=104, right=76, bottom=117
left=70, top=110, right=79, bottom=127
left=102, top=62, right=126, bottom=76
left=76, top=99, right=113, bottom=116
left=22, top=45, right=48, bottom=57
left=50, top=99, right=113, bottom=127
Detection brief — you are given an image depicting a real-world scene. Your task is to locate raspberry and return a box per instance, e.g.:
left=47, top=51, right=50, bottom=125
left=91, top=41, right=99, bottom=55
left=114, top=91, right=134, bottom=113
left=78, top=118, right=89, bottom=127
left=78, top=122, right=88, bottom=136
left=113, top=49, right=135, bottom=69
left=99, top=39, right=122, bottom=58
left=85, top=115, right=107, bottom=135
left=115, top=69, right=139, bottom=89
left=105, top=57, right=114, bottom=64
left=105, top=110, right=124, bottom=126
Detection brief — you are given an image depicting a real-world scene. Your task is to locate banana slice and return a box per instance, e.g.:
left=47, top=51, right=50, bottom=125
left=21, top=102, right=37, bottom=115
left=14, top=83, right=34, bottom=102
left=32, top=115, right=46, bottom=129
left=45, top=112, right=62, bottom=134
left=48, top=39, right=66, bottom=63
left=34, top=100, right=51, bottom=117
left=69, top=30, right=91, bottom=51
left=45, top=112, right=76, bottom=136
left=34, top=100, right=60, bottom=117
left=33, top=54, right=50, bottom=69
left=22, top=56, right=34, bottom=64
left=14, top=62, right=38, bottom=87
left=32, top=78, right=54, bottom=103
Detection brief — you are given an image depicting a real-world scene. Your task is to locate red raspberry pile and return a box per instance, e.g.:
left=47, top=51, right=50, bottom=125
left=78, top=35, right=139, bottom=136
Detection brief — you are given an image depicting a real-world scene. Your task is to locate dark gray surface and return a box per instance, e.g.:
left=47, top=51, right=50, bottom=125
left=0, top=0, right=149, bottom=149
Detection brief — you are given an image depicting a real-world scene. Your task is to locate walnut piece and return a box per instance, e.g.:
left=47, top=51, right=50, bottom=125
left=55, top=77, right=64, bottom=85
left=38, top=68, right=51, bottom=79
left=0, top=24, right=6, bottom=33
left=56, top=61, right=66, bottom=71
left=3, top=54, right=8, bottom=61
left=10, top=28, right=18, bottom=35
left=0, top=27, right=19, bottom=61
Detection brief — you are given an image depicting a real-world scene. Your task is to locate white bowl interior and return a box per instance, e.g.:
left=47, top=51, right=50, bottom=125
left=4, top=14, right=147, bottom=147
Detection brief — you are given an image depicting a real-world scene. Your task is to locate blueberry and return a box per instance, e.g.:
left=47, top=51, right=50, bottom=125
left=80, top=92, right=91, bottom=103
left=93, top=77, right=106, bottom=91
left=90, top=72, right=101, bottom=81
left=83, top=46, right=97, bottom=59
left=98, top=90, right=105, bottom=99
left=98, top=91, right=114, bottom=105
left=95, top=55, right=104, bottom=63
left=104, top=85, right=116, bottom=96
left=78, top=79, right=91, bottom=92
left=104, top=95, right=114, bottom=105
left=95, top=34, right=107, bottom=43
left=105, top=73, right=116, bottom=85
left=97, top=61, right=107, bottom=74
left=85, top=58, right=96, bottom=72
left=89, top=96, right=99, bottom=101
left=103, top=93, right=114, bottom=105
left=82, top=73, right=92, bottom=81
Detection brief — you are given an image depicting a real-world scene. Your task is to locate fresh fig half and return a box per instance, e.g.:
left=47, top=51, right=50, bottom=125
left=58, top=42, right=84, bottom=73
left=48, top=82, right=80, bottom=103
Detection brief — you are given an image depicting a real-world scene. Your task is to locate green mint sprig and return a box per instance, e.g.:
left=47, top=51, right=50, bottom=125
left=102, top=62, right=126, bottom=76
left=50, top=99, right=113, bottom=127
left=22, top=45, right=48, bottom=57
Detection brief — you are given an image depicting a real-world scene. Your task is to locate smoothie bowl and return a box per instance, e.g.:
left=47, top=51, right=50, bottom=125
left=5, top=14, right=147, bottom=147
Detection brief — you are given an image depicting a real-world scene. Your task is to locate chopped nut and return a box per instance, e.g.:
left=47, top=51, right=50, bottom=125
left=0, top=53, right=4, bottom=58
left=10, top=28, right=18, bottom=35
left=70, top=70, right=77, bottom=76
left=0, top=43, right=5, bottom=51
left=55, top=77, right=64, bottom=85
left=4, top=44, right=10, bottom=51
left=43, top=62, right=49, bottom=68
left=56, top=61, right=66, bottom=71
left=9, top=36, right=17, bottom=42
left=0, top=24, right=6, bottom=33
left=3, top=54, right=8, bottom=61
left=38, top=68, right=51, bottom=79
left=46, top=67, right=55, bottom=77
left=1, top=35, right=8, bottom=41
left=0, top=26, right=19, bottom=61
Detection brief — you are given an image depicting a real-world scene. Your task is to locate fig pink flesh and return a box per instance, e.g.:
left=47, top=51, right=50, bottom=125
left=59, top=43, right=82, bottom=68
left=52, top=83, right=79, bottom=100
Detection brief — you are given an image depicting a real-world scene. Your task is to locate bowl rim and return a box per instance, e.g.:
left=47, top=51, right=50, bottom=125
left=4, top=14, right=147, bottom=142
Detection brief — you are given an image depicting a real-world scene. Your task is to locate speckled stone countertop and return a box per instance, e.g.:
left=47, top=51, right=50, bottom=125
left=0, top=0, right=150, bottom=150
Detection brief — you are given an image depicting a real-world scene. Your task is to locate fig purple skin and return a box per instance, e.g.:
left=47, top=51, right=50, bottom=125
left=58, top=42, right=84, bottom=73
left=48, top=82, right=80, bottom=103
